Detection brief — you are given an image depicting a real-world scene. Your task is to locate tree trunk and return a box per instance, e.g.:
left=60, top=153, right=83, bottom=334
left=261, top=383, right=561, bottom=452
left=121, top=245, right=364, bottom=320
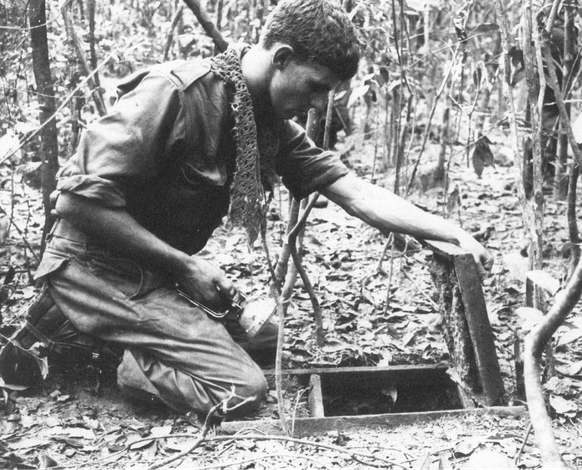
left=29, top=0, right=59, bottom=253
left=522, top=4, right=544, bottom=271
left=87, top=0, right=100, bottom=88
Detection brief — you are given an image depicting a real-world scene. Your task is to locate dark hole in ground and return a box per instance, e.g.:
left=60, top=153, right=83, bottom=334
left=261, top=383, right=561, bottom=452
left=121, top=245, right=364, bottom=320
left=319, top=366, right=463, bottom=416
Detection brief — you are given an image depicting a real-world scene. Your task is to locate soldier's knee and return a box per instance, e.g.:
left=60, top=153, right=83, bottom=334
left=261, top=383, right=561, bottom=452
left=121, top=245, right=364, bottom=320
left=229, top=369, right=268, bottom=414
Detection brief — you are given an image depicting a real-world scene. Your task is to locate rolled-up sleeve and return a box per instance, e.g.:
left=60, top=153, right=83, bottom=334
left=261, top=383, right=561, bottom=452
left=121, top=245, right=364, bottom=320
left=57, top=72, right=183, bottom=208
left=276, top=119, right=349, bottom=200
left=56, top=174, right=126, bottom=207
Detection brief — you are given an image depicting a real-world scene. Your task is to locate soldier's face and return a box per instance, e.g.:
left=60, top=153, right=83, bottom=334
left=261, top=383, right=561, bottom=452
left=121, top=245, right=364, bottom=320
left=268, top=58, right=340, bottom=120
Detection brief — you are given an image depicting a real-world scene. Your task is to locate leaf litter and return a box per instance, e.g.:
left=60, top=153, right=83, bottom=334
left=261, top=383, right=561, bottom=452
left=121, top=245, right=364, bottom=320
left=1, top=147, right=582, bottom=467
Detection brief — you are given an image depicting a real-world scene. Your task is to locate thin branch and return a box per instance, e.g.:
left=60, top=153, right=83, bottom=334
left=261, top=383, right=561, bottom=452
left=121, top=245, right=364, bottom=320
left=0, top=206, right=40, bottom=263
left=390, top=0, right=412, bottom=94
left=382, top=233, right=395, bottom=316
left=544, top=0, right=562, bottom=34
left=61, top=0, right=107, bottom=116
left=493, top=1, right=520, bottom=152
left=288, top=193, right=325, bottom=346
left=494, top=0, right=535, bottom=274
left=273, top=197, right=300, bottom=289
left=396, top=95, right=413, bottom=196
left=272, top=198, right=301, bottom=437
left=290, top=388, right=306, bottom=437
left=0, top=52, right=115, bottom=166
left=286, top=93, right=336, bottom=347
left=182, top=0, right=229, bottom=53
left=274, top=295, right=290, bottom=436
left=322, top=89, right=335, bottom=150
left=261, top=226, right=278, bottom=289
left=405, top=45, right=459, bottom=195
left=524, top=257, right=582, bottom=469
left=0, top=15, right=59, bottom=31
left=87, top=0, right=99, bottom=87
left=552, top=1, right=575, bottom=200
left=163, top=4, right=185, bottom=61
left=566, top=164, right=580, bottom=277
left=542, top=31, right=582, bottom=168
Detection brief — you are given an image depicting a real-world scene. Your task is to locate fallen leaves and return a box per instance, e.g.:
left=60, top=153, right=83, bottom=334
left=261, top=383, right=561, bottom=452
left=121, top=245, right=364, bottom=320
left=461, top=448, right=517, bottom=469
left=1, top=128, right=582, bottom=468
left=544, top=377, right=581, bottom=418
left=549, top=395, right=578, bottom=417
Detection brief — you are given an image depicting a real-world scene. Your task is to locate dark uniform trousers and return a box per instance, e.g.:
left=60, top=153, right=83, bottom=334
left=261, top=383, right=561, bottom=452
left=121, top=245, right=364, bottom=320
left=37, top=219, right=276, bottom=415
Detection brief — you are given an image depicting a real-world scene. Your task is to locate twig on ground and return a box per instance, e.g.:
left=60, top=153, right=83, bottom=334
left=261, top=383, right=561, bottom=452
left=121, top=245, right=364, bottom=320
left=514, top=421, right=533, bottom=466
left=191, top=434, right=410, bottom=469
left=184, top=451, right=331, bottom=469
left=347, top=443, right=416, bottom=462
left=117, top=432, right=409, bottom=470
left=144, top=394, right=255, bottom=470
left=401, top=269, right=439, bottom=311
left=290, top=387, right=307, bottom=437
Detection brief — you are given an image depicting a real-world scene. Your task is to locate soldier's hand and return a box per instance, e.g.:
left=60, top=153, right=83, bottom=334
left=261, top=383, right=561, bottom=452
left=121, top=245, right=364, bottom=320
left=176, top=256, right=234, bottom=311
left=457, top=233, right=494, bottom=281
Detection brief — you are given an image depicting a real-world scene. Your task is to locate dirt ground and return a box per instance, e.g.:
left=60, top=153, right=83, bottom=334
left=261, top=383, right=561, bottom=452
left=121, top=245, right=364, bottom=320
left=1, top=133, right=582, bottom=468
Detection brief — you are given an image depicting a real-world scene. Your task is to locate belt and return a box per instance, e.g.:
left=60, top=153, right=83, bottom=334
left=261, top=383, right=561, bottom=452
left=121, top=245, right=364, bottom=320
left=44, top=218, right=173, bottom=291
left=50, top=218, right=89, bottom=244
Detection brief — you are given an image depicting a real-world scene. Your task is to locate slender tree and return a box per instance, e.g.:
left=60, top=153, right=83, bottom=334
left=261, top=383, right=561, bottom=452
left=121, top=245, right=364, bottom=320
left=28, top=0, right=59, bottom=251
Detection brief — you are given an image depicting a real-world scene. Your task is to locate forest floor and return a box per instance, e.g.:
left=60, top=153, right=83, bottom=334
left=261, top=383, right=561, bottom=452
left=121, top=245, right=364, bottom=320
left=0, top=131, right=581, bottom=469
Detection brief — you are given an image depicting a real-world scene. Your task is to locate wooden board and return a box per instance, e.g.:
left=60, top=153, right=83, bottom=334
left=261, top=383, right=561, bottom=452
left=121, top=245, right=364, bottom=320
left=221, top=406, right=527, bottom=436
left=423, top=239, right=505, bottom=406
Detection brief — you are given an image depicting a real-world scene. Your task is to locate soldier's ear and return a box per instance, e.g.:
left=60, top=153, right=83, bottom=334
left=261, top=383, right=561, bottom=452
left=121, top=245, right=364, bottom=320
left=272, top=45, right=294, bottom=70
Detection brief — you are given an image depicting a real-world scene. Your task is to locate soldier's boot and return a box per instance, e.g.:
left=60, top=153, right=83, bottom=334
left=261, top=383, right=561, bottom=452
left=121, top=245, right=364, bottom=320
left=0, top=287, right=121, bottom=387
